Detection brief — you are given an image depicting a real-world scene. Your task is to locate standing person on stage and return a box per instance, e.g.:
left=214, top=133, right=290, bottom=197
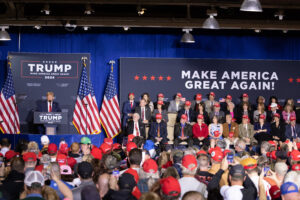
left=135, top=99, right=151, bottom=126
left=36, top=92, right=61, bottom=134
left=168, top=93, right=185, bottom=113
left=141, top=93, right=154, bottom=112
left=204, top=92, right=217, bottom=115
left=122, top=92, right=138, bottom=131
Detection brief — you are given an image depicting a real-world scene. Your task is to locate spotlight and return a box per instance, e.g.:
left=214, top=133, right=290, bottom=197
left=84, top=4, right=94, bottom=15
left=203, top=9, right=220, bottom=29
left=283, top=30, right=288, bottom=34
left=123, top=26, right=130, bottom=31
left=83, top=26, right=90, bottom=31
left=254, top=29, right=261, bottom=33
left=0, top=26, right=11, bottom=41
left=65, top=21, right=77, bottom=32
left=180, top=29, right=195, bottom=43
left=34, top=25, right=41, bottom=30
left=274, top=10, right=284, bottom=20
left=137, top=6, right=146, bottom=16
left=240, top=0, right=262, bottom=12
left=41, top=4, right=50, bottom=15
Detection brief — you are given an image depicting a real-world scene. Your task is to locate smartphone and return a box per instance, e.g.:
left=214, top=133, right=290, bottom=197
left=264, top=166, right=270, bottom=176
left=227, top=152, right=234, bottom=164
left=112, top=170, right=120, bottom=177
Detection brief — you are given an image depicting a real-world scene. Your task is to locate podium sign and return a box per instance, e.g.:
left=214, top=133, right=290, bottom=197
left=34, top=112, right=68, bottom=124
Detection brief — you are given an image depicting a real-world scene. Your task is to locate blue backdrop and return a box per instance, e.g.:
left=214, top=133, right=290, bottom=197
left=0, top=31, right=300, bottom=146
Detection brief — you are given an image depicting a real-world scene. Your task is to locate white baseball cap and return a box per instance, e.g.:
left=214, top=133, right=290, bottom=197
left=24, top=170, right=45, bottom=187
left=270, top=103, right=278, bottom=108
left=41, top=135, right=50, bottom=145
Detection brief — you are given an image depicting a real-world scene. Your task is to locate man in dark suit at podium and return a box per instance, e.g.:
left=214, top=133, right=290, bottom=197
left=37, top=92, right=61, bottom=134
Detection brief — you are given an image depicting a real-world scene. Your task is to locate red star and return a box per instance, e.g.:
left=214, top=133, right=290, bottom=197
left=142, top=75, right=147, bottom=80
left=134, top=75, right=139, bottom=80
left=289, top=78, right=294, bottom=83
left=150, top=76, right=155, bottom=80
left=166, top=76, right=171, bottom=81
left=297, top=78, right=300, bottom=83
left=158, top=76, right=164, bottom=81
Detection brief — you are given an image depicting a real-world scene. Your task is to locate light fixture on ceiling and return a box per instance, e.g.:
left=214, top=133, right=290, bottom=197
left=180, top=29, right=195, bottom=43
left=283, top=30, right=288, bottom=34
left=34, top=25, right=41, bottom=30
left=274, top=10, right=284, bottom=20
left=137, top=6, right=146, bottom=16
left=65, top=21, right=77, bottom=32
left=41, top=4, right=50, bottom=15
left=203, top=9, right=220, bottom=29
left=83, top=26, right=90, bottom=31
left=123, top=26, right=130, bottom=31
left=240, top=0, right=262, bottom=12
left=84, top=4, right=94, bottom=15
left=0, top=26, right=11, bottom=41
left=254, top=29, right=261, bottom=33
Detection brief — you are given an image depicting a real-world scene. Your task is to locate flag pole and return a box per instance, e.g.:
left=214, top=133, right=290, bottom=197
left=82, top=57, right=88, bottom=134
left=109, top=60, right=115, bottom=72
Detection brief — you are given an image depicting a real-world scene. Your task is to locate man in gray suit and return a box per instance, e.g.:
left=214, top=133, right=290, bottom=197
left=204, top=92, right=217, bottom=115
left=209, top=103, right=225, bottom=124
left=285, top=116, right=300, bottom=141
left=168, top=93, right=184, bottom=113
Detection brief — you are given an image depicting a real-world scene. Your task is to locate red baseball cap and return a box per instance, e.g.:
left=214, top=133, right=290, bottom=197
left=128, top=93, right=134, bottom=96
left=214, top=130, right=220, bottom=137
left=56, top=154, right=67, bottom=166
left=176, top=93, right=182, bottom=98
left=156, top=113, right=162, bottom=120
left=128, top=134, right=135, bottom=142
left=209, top=92, right=215, bottom=97
left=259, top=115, right=266, bottom=119
left=292, top=164, right=300, bottom=171
left=290, top=116, right=296, bottom=121
left=242, top=93, right=248, bottom=98
left=242, top=115, right=249, bottom=119
left=91, top=147, right=103, bottom=160
left=100, top=143, right=112, bottom=154
left=274, top=113, right=280, bottom=118
left=125, top=168, right=139, bottom=183
left=182, top=155, right=197, bottom=171
left=126, top=142, right=137, bottom=153
left=197, top=114, right=204, bottom=120
left=104, top=138, right=113, bottom=147
left=185, top=101, right=191, bottom=106
left=142, top=159, right=158, bottom=173
left=59, top=143, right=69, bottom=155
left=157, top=100, right=164, bottom=105
left=112, top=143, right=121, bottom=150
left=229, top=132, right=234, bottom=138
left=211, top=149, right=224, bottom=162
left=5, top=150, right=17, bottom=161
left=158, top=93, right=164, bottom=98
left=23, top=152, right=37, bottom=162
left=268, top=140, right=276, bottom=147
left=267, top=151, right=277, bottom=160
left=226, top=95, right=232, bottom=100
left=290, top=150, right=300, bottom=161
left=214, top=103, right=220, bottom=108
left=223, top=150, right=231, bottom=157
left=269, top=185, right=281, bottom=199
left=66, top=157, right=77, bottom=169
left=35, top=165, right=44, bottom=173
left=181, top=114, right=187, bottom=120
left=160, top=176, right=181, bottom=197
left=197, top=150, right=207, bottom=156
left=48, top=143, right=58, bottom=155
left=196, top=94, right=202, bottom=101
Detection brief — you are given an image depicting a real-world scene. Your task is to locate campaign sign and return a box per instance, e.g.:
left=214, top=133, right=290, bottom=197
left=9, top=52, right=90, bottom=134
left=34, top=112, right=68, bottom=124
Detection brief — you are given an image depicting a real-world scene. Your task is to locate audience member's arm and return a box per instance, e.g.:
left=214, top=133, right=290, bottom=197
left=258, top=168, right=267, bottom=200
left=51, top=170, right=73, bottom=200
left=207, top=157, right=228, bottom=191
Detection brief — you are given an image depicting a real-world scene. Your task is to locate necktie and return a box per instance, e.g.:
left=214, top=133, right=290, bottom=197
left=49, top=103, right=52, bottom=112
left=130, top=102, right=133, bottom=108
left=292, top=126, right=296, bottom=138
left=135, top=123, right=139, bottom=136
left=141, top=108, right=145, bottom=120
left=157, top=124, right=160, bottom=138
left=181, top=125, right=184, bottom=138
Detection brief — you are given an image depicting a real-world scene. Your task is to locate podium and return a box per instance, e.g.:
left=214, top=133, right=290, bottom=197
left=34, top=112, right=68, bottom=135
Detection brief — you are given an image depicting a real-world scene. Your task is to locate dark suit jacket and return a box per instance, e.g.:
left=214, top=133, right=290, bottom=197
left=122, top=100, right=138, bottom=127
left=135, top=106, right=152, bottom=122
left=176, top=109, right=196, bottom=123
left=267, top=110, right=283, bottom=123
left=126, top=120, right=146, bottom=138
left=220, top=102, right=229, bottom=113
left=148, top=121, right=168, bottom=143
left=235, top=109, right=253, bottom=124
left=174, top=123, right=192, bottom=139
left=37, top=101, right=61, bottom=112
left=270, top=122, right=286, bottom=142
left=285, top=124, right=300, bottom=140
left=153, top=101, right=169, bottom=110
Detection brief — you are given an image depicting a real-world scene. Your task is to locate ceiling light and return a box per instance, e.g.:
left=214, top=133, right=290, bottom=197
left=41, top=4, right=50, bottom=15
left=0, top=26, right=11, bottom=41
left=240, top=0, right=262, bottom=12
left=123, top=26, right=130, bottom=31
left=203, top=9, right=220, bottom=30
left=180, top=29, right=195, bottom=43
left=84, top=4, right=94, bottom=15
left=65, top=21, right=77, bottom=32
left=137, top=6, right=146, bottom=16
left=283, top=30, right=288, bottom=34
left=274, top=10, right=284, bottom=20
left=34, top=25, right=41, bottom=30
left=254, top=29, right=261, bottom=33
left=83, top=26, right=89, bottom=31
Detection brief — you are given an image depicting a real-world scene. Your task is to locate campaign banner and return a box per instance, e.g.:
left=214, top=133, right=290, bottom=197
left=120, top=58, right=300, bottom=106
left=34, top=112, right=68, bottom=125
left=9, top=52, right=90, bottom=134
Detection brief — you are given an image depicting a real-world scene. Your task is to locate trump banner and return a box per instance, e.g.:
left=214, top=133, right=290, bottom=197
left=120, top=58, right=300, bottom=106
left=9, top=52, right=90, bottom=134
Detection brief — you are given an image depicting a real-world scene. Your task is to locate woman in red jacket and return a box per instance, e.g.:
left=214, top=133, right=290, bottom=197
left=192, top=114, right=210, bottom=147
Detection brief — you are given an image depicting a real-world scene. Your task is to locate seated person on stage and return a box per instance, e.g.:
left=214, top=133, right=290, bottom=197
left=222, top=114, right=239, bottom=144
left=285, top=116, right=300, bottom=141
left=36, top=91, right=61, bottom=134
left=192, top=114, right=209, bottom=147
left=238, top=115, right=256, bottom=145
left=254, top=114, right=272, bottom=144
left=122, top=92, right=138, bottom=130
left=253, top=103, right=266, bottom=123
left=236, top=102, right=253, bottom=124
left=195, top=102, right=210, bottom=125
left=176, top=101, right=196, bottom=124
left=270, top=113, right=286, bottom=142
left=135, top=99, right=151, bottom=125
left=208, top=115, right=223, bottom=146
left=152, top=100, right=168, bottom=123
left=204, top=92, right=217, bottom=115
left=168, top=92, right=184, bottom=113
left=209, top=103, right=225, bottom=124
left=267, top=103, right=282, bottom=123
left=236, top=93, right=254, bottom=113
left=220, top=95, right=233, bottom=113
left=191, top=94, right=203, bottom=112
left=224, top=101, right=236, bottom=120
left=126, top=113, right=146, bottom=138
left=174, top=114, right=193, bottom=147
left=267, top=96, right=282, bottom=111
left=282, top=104, right=296, bottom=124
left=154, top=93, right=169, bottom=110
left=148, top=113, right=168, bottom=146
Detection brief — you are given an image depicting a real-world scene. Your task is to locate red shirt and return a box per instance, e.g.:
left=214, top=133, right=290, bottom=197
left=192, top=123, right=209, bottom=138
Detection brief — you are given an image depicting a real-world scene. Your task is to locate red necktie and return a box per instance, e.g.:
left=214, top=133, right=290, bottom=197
left=49, top=103, right=52, bottom=112
left=141, top=108, right=145, bottom=120
left=181, top=126, right=184, bottom=138
left=135, top=123, right=140, bottom=136
left=157, top=125, right=160, bottom=137
left=130, top=102, right=133, bottom=108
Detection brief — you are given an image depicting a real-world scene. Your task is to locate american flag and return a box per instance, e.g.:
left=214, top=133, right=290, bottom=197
left=100, top=68, right=121, bottom=138
left=73, top=64, right=101, bottom=135
left=0, top=62, right=20, bottom=134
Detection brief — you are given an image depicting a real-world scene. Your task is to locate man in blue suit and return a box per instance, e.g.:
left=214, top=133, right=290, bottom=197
left=122, top=92, right=137, bottom=130
left=148, top=113, right=168, bottom=144
left=285, top=116, right=300, bottom=141
left=36, top=92, right=61, bottom=134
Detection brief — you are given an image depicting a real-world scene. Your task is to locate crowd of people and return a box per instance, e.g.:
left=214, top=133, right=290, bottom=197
left=0, top=92, right=299, bottom=200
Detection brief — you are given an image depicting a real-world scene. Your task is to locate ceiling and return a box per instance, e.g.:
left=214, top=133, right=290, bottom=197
left=1, top=0, right=300, bottom=31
